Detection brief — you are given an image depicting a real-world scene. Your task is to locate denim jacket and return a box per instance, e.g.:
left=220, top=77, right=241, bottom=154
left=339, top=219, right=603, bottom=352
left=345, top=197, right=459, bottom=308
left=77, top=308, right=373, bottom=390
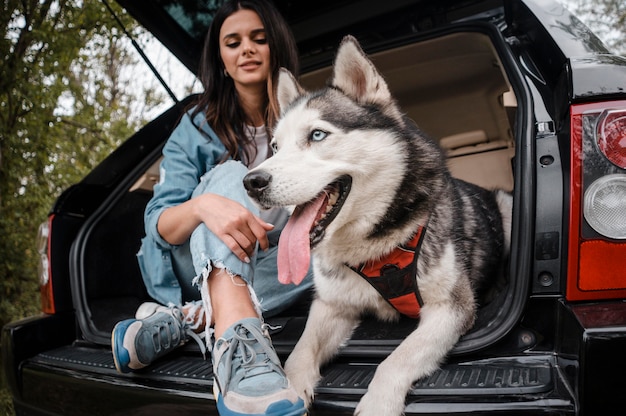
left=137, top=109, right=227, bottom=306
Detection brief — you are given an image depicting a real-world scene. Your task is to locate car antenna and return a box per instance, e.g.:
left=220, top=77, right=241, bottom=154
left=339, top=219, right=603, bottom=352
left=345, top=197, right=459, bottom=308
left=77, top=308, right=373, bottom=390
left=102, top=0, right=179, bottom=104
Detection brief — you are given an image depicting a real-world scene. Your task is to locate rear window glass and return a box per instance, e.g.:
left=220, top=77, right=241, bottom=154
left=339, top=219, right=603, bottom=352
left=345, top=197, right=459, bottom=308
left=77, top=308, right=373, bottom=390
left=158, top=0, right=223, bottom=41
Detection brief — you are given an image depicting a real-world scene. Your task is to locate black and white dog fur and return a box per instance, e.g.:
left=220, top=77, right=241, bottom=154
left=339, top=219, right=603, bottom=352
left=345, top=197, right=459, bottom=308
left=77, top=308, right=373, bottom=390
left=243, top=35, right=512, bottom=416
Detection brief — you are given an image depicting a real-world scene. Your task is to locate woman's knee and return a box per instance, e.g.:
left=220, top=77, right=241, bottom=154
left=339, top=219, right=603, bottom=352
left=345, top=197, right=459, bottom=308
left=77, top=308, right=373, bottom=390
left=192, top=161, right=256, bottom=212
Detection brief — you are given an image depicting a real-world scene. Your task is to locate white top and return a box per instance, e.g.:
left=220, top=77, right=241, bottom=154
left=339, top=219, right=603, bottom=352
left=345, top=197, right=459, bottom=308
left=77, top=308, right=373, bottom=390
left=244, top=125, right=289, bottom=229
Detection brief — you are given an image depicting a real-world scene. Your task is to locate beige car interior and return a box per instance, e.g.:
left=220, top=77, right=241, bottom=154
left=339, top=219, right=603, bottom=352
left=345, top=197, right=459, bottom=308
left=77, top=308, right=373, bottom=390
left=132, top=31, right=516, bottom=193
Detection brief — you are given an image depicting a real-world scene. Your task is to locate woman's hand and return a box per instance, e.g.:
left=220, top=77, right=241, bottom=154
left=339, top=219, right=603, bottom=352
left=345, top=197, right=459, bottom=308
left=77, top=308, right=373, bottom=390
left=196, top=193, right=273, bottom=262
left=157, top=193, right=273, bottom=263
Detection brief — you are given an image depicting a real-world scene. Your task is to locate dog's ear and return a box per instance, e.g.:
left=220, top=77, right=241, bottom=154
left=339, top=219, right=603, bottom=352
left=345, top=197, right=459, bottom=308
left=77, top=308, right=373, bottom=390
left=277, top=68, right=305, bottom=115
left=331, top=35, right=394, bottom=108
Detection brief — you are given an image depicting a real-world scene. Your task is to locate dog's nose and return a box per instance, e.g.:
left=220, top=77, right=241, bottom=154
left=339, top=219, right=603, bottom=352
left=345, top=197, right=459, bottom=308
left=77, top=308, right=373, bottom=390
left=243, top=170, right=272, bottom=199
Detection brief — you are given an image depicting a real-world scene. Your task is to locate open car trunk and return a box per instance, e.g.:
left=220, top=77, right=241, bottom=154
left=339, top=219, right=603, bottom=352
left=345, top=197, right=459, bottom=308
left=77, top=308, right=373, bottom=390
left=61, top=22, right=542, bottom=410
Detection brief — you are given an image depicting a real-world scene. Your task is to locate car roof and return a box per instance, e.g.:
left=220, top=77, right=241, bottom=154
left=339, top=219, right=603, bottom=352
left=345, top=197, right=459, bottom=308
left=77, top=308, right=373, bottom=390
left=115, top=0, right=498, bottom=74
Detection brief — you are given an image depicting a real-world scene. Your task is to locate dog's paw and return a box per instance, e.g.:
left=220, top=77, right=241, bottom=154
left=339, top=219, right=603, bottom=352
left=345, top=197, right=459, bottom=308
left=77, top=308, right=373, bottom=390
left=354, top=389, right=405, bottom=416
left=285, top=358, right=319, bottom=407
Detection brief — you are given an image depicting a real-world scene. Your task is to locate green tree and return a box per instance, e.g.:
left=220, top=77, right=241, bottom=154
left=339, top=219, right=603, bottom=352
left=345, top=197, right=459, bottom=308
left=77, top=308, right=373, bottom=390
left=0, top=1, right=161, bottom=329
left=1, top=1, right=167, bottom=412
left=562, top=0, right=626, bottom=54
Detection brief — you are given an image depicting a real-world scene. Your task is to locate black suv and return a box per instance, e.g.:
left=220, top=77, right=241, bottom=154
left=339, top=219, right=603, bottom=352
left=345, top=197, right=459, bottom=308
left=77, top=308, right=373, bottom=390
left=3, top=0, right=626, bottom=415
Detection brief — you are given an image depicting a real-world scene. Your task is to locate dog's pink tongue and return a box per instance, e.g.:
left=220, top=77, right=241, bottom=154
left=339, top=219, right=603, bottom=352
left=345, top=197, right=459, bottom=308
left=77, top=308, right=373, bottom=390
left=278, top=195, right=326, bottom=285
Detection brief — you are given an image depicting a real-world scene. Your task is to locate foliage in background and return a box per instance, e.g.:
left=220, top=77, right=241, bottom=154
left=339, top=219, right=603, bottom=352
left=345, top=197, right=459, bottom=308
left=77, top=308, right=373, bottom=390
left=0, top=1, right=164, bottom=412
left=562, top=0, right=626, bottom=54
left=0, top=1, right=162, bottom=327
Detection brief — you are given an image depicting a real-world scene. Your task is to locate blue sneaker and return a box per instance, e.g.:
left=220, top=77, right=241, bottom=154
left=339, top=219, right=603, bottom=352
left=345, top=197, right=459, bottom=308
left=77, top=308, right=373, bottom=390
left=112, top=302, right=204, bottom=373
left=212, top=318, right=306, bottom=416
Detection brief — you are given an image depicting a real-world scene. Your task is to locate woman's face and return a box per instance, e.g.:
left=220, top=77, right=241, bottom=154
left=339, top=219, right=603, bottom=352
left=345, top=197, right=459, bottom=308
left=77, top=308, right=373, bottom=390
left=219, top=9, right=271, bottom=93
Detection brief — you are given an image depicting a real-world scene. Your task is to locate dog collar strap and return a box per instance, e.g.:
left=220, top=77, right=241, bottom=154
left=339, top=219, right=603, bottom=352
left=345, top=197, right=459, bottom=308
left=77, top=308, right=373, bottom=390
left=348, top=226, right=426, bottom=319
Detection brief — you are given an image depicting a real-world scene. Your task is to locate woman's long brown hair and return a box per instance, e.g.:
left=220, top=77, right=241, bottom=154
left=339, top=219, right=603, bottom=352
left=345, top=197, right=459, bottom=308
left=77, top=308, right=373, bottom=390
left=189, top=0, right=299, bottom=164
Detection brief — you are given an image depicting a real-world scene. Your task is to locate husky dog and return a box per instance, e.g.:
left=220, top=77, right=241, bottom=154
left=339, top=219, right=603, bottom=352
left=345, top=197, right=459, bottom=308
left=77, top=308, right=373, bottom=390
left=243, top=35, right=512, bottom=416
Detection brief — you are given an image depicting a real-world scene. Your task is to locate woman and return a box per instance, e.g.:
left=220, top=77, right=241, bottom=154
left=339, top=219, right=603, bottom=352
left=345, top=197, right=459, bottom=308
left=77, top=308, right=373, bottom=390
left=111, top=1, right=313, bottom=414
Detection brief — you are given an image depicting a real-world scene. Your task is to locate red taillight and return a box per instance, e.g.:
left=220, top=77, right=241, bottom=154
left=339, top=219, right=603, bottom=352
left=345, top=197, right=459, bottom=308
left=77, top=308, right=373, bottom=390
left=597, top=109, right=626, bottom=169
left=567, top=101, right=626, bottom=301
left=39, top=215, right=55, bottom=314
left=583, top=174, right=626, bottom=238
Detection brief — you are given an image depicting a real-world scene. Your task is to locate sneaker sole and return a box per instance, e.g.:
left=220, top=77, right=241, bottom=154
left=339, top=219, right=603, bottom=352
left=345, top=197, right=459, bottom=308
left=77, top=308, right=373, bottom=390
left=111, top=319, right=135, bottom=374
left=213, top=380, right=307, bottom=416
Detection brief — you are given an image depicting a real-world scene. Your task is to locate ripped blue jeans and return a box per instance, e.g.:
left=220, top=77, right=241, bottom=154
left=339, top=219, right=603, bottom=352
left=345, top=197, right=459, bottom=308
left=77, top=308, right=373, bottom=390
left=166, top=161, right=314, bottom=329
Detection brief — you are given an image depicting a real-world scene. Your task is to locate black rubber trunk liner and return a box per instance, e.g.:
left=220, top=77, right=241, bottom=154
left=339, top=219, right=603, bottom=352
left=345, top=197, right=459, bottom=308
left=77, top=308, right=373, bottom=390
left=31, top=345, right=553, bottom=397
left=318, top=362, right=552, bottom=395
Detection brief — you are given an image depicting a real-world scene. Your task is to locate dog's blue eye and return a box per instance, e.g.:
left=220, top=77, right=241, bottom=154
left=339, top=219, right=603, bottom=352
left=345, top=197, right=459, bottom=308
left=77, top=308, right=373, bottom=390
left=310, top=130, right=328, bottom=142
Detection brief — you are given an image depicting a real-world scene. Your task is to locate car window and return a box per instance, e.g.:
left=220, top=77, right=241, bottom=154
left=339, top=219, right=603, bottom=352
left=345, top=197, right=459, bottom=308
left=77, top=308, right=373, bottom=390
left=159, top=0, right=222, bottom=41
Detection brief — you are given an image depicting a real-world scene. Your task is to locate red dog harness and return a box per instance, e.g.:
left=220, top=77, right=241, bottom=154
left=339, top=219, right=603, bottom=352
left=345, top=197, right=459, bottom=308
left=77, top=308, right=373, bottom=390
left=348, top=226, right=426, bottom=319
